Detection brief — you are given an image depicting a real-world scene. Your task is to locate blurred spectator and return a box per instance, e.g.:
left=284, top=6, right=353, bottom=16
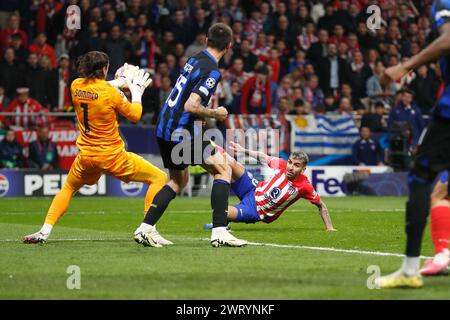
left=232, top=38, right=258, bottom=72
left=75, top=21, right=106, bottom=56
left=0, top=129, right=23, bottom=168
left=0, top=47, right=22, bottom=98
left=303, top=74, right=324, bottom=109
left=29, top=33, right=56, bottom=69
left=276, top=96, right=291, bottom=116
left=288, top=49, right=307, bottom=73
left=28, top=126, right=58, bottom=170
left=297, top=22, right=317, bottom=52
left=317, top=2, right=338, bottom=34
left=366, top=61, right=396, bottom=104
left=228, top=57, right=251, bottom=86
left=332, top=97, right=353, bottom=115
left=346, top=50, right=372, bottom=98
left=105, top=25, right=133, bottom=78
left=0, top=84, right=10, bottom=110
left=288, top=99, right=309, bottom=115
left=306, top=29, right=328, bottom=68
left=352, top=127, right=383, bottom=166
left=185, top=33, right=207, bottom=58
left=0, top=13, right=27, bottom=51
left=409, top=65, right=441, bottom=115
left=361, top=101, right=388, bottom=133
left=191, top=8, right=211, bottom=39
left=240, top=65, right=274, bottom=114
left=170, top=10, right=191, bottom=46
left=323, top=93, right=337, bottom=113
left=135, top=27, right=156, bottom=70
left=317, top=43, right=347, bottom=95
left=52, top=54, right=72, bottom=111
left=22, top=53, right=47, bottom=107
left=10, top=32, right=28, bottom=65
left=4, top=87, right=49, bottom=129
left=388, top=88, right=424, bottom=146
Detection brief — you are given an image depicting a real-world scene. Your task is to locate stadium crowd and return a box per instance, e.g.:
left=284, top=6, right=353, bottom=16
left=0, top=0, right=440, bottom=168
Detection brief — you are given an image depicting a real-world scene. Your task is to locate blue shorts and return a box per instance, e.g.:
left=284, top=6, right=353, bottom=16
left=439, top=170, right=449, bottom=183
left=231, top=170, right=261, bottom=223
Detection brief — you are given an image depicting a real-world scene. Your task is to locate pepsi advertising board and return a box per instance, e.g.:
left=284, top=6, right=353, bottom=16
left=0, top=170, right=147, bottom=197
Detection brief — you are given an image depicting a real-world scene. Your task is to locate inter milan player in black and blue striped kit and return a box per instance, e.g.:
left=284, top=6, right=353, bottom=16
left=134, top=23, right=247, bottom=248
left=376, top=0, right=450, bottom=288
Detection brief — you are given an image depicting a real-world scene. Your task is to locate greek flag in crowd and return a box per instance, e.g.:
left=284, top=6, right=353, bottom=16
left=291, top=115, right=359, bottom=155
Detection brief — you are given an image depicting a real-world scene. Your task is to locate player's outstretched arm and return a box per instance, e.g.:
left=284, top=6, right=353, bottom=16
left=229, top=141, right=270, bottom=164
left=314, top=199, right=336, bottom=232
left=381, top=23, right=450, bottom=85
left=184, top=92, right=228, bottom=121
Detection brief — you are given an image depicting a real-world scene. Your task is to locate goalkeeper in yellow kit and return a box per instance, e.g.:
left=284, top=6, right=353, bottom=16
left=23, top=51, right=168, bottom=244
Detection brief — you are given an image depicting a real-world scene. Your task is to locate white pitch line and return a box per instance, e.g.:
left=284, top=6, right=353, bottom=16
left=199, top=238, right=431, bottom=259
left=1, top=236, right=431, bottom=260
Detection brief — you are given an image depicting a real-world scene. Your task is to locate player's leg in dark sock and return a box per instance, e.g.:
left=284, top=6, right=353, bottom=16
left=211, top=179, right=230, bottom=227
left=143, top=185, right=177, bottom=226
left=143, top=168, right=189, bottom=226
left=405, top=168, right=437, bottom=257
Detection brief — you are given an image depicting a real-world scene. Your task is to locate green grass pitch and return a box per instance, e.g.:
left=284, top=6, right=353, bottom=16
left=0, top=196, right=449, bottom=299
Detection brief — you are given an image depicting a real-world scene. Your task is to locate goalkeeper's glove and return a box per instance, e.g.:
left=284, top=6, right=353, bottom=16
left=125, top=69, right=152, bottom=103
left=109, top=63, right=139, bottom=88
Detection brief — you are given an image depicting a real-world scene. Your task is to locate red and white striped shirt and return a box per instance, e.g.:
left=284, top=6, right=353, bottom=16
left=255, top=157, right=320, bottom=223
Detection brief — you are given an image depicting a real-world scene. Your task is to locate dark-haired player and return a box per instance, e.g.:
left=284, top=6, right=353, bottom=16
left=134, top=23, right=248, bottom=247
left=23, top=51, right=166, bottom=244
left=376, top=0, right=450, bottom=288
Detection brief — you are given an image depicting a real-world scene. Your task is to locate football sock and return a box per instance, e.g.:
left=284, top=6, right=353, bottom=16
left=138, top=222, right=155, bottom=234
left=211, top=180, right=230, bottom=228
left=430, top=205, right=450, bottom=255
left=211, top=226, right=227, bottom=239
left=401, top=256, right=420, bottom=276
left=40, top=223, right=53, bottom=236
left=44, top=184, right=76, bottom=226
left=405, top=175, right=432, bottom=257
left=143, top=185, right=176, bottom=226
left=144, top=177, right=167, bottom=214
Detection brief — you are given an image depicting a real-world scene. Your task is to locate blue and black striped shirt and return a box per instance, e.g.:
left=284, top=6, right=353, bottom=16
left=156, top=49, right=222, bottom=142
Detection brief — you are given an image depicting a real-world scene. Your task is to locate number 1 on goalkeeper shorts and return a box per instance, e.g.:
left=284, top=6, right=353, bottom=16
left=80, top=102, right=90, bottom=133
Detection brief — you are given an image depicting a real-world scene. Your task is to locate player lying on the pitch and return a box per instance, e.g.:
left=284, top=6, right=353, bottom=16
left=420, top=170, right=450, bottom=276
left=23, top=52, right=168, bottom=244
left=204, top=141, right=336, bottom=230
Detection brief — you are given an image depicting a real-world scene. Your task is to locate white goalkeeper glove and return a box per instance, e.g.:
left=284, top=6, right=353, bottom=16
left=109, top=63, right=139, bottom=88
left=125, top=69, right=152, bottom=103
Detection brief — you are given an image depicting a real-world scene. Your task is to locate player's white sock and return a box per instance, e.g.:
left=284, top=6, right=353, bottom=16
left=433, top=249, right=450, bottom=265
left=40, top=223, right=53, bottom=236
left=401, top=256, right=420, bottom=276
left=211, top=226, right=227, bottom=239
left=139, top=222, right=155, bottom=234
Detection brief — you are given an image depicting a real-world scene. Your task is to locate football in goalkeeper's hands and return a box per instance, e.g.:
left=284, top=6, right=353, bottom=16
left=114, top=63, right=139, bottom=88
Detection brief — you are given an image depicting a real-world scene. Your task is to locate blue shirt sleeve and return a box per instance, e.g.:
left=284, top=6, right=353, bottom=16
left=433, top=0, right=450, bottom=29
left=192, top=69, right=221, bottom=105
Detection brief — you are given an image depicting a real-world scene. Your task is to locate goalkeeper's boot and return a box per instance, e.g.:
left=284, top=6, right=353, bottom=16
left=134, top=226, right=172, bottom=247
left=211, top=228, right=247, bottom=247
left=420, top=259, right=450, bottom=276
left=23, top=231, right=49, bottom=244
left=374, top=269, right=423, bottom=289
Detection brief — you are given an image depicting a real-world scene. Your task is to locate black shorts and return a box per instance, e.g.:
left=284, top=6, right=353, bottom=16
left=157, top=137, right=216, bottom=170
left=414, top=117, right=450, bottom=174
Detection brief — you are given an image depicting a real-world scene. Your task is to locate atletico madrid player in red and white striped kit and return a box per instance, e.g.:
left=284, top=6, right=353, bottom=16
left=204, top=141, right=336, bottom=231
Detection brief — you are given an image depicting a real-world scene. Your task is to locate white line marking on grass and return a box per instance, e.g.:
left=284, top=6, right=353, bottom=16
left=199, top=238, right=431, bottom=259
left=1, top=235, right=430, bottom=260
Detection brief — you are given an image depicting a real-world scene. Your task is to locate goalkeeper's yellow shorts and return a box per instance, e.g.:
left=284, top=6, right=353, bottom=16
left=65, top=150, right=165, bottom=190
